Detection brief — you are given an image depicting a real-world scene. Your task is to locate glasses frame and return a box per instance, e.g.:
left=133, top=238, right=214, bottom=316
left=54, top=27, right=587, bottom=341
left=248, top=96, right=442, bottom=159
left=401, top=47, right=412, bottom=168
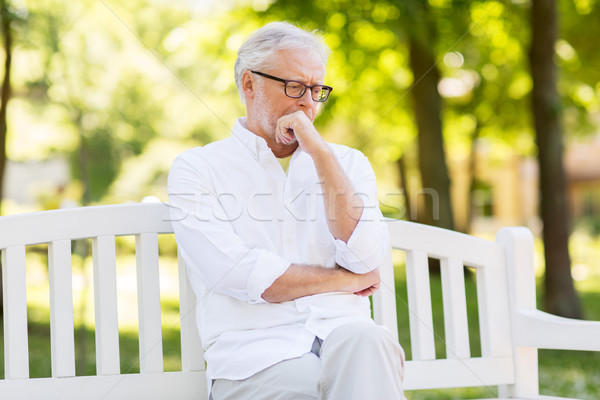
left=250, top=70, right=333, bottom=102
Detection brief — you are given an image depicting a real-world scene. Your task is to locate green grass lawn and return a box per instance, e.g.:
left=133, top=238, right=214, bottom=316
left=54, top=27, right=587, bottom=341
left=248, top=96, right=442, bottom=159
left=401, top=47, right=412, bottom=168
left=1, top=260, right=599, bottom=399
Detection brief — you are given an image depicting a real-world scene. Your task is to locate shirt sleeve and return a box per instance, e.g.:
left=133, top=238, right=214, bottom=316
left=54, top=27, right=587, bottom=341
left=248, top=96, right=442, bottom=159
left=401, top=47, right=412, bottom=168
left=332, top=151, right=390, bottom=274
left=167, top=154, right=291, bottom=304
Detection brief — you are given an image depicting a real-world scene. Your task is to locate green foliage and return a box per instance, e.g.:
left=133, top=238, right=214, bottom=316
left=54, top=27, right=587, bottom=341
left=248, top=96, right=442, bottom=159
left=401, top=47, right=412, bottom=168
left=9, top=0, right=251, bottom=204
left=6, top=0, right=600, bottom=207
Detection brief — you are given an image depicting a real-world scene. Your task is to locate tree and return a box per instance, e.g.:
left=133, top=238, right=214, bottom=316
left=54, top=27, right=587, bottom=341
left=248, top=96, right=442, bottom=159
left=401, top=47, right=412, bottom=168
left=18, top=0, right=198, bottom=204
left=530, top=0, right=582, bottom=318
left=0, top=0, right=13, bottom=215
left=0, top=0, right=16, bottom=316
left=401, top=0, right=454, bottom=230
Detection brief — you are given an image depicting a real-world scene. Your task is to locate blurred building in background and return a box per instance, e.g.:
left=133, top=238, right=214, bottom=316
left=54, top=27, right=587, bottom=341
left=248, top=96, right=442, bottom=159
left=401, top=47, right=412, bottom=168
left=450, top=132, right=600, bottom=235
left=3, top=157, right=71, bottom=211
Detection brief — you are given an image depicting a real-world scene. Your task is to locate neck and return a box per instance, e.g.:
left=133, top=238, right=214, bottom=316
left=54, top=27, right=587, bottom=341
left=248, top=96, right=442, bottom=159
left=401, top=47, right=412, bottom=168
left=262, top=133, right=298, bottom=158
left=272, top=144, right=297, bottom=158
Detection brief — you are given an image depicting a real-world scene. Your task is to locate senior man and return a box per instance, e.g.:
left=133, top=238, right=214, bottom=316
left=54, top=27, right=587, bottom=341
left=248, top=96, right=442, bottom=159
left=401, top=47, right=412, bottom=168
left=168, top=22, right=406, bottom=400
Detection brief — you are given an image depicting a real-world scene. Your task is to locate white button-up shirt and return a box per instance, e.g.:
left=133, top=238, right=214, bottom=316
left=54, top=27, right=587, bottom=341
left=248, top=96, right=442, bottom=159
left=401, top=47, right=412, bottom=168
left=168, top=117, right=390, bottom=382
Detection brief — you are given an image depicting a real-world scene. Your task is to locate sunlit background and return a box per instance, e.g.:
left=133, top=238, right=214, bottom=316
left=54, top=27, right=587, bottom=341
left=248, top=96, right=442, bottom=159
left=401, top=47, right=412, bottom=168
left=6, top=0, right=600, bottom=281
left=1, top=0, right=600, bottom=397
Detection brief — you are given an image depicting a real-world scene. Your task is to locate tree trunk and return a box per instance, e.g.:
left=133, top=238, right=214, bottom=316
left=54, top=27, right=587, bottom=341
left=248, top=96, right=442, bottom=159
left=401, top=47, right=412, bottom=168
left=0, top=0, right=12, bottom=215
left=397, top=155, right=414, bottom=222
left=530, top=0, right=582, bottom=318
left=408, top=37, right=454, bottom=231
left=0, top=0, right=14, bottom=316
left=466, top=121, right=482, bottom=234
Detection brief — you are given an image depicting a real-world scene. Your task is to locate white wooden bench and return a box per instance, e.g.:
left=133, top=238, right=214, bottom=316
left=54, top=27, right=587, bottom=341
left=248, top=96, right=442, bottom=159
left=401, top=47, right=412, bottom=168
left=0, top=202, right=598, bottom=399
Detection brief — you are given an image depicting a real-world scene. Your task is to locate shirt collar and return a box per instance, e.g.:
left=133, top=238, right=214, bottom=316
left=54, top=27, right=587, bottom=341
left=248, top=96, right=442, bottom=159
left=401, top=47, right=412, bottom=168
left=232, top=117, right=274, bottom=161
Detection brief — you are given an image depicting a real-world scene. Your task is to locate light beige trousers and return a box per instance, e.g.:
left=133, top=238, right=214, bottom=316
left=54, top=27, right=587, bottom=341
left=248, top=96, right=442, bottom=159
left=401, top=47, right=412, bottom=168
left=211, top=322, right=406, bottom=400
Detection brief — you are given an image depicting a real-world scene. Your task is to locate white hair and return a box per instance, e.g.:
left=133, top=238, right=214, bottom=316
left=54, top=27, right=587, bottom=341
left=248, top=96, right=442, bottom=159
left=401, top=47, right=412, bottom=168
left=234, top=22, right=331, bottom=102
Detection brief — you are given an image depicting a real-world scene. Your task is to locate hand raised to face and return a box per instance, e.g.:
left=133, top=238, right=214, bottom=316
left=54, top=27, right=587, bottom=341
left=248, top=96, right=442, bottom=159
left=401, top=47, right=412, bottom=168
left=275, top=110, right=327, bottom=156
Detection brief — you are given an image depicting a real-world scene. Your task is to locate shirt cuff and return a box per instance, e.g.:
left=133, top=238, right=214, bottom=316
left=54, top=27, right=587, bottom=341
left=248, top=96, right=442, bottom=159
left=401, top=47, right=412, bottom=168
left=246, top=250, right=292, bottom=303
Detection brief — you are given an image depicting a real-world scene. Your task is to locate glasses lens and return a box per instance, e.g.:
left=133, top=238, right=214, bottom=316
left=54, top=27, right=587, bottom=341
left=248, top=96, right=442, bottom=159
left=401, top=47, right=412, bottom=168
left=285, top=82, right=305, bottom=98
left=313, top=86, right=331, bottom=102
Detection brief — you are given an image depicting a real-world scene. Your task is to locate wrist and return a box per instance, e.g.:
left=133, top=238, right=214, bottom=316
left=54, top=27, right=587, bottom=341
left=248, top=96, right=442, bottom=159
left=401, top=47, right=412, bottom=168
left=309, top=141, right=332, bottom=161
left=334, top=267, right=357, bottom=293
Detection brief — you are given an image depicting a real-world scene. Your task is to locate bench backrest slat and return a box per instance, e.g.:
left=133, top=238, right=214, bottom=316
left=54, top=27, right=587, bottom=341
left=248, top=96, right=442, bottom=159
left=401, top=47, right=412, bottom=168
left=2, top=245, right=30, bottom=379
left=405, top=249, right=436, bottom=361
left=135, top=232, right=164, bottom=374
left=92, top=235, right=121, bottom=375
left=476, top=260, right=512, bottom=358
left=177, top=251, right=205, bottom=372
left=48, top=239, right=76, bottom=377
left=440, top=257, right=470, bottom=359
left=371, top=247, right=399, bottom=342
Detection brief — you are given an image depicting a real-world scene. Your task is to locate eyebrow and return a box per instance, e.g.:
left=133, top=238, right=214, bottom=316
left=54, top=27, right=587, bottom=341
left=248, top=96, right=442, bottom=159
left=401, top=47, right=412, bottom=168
left=291, top=77, right=325, bottom=85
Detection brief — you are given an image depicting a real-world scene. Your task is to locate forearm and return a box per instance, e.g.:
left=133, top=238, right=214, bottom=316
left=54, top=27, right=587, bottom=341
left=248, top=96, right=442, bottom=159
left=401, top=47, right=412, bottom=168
left=275, top=112, right=364, bottom=242
left=312, top=146, right=364, bottom=242
left=261, top=263, right=379, bottom=303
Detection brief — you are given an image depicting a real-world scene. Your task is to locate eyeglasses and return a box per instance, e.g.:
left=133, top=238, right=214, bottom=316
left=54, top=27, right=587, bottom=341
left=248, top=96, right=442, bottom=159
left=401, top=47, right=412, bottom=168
left=251, top=70, right=333, bottom=102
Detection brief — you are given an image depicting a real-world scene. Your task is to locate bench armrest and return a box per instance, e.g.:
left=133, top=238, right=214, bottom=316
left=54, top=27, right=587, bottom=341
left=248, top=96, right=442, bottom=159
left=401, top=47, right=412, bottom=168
left=514, top=309, right=600, bottom=351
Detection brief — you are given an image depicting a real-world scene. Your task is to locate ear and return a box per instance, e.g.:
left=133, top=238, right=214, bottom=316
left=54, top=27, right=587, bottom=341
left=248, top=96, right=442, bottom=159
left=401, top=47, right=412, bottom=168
left=241, top=70, right=255, bottom=100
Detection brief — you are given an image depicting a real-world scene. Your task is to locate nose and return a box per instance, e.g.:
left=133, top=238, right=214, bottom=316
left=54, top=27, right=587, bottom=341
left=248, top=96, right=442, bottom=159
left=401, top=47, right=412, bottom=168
left=297, top=88, right=314, bottom=107
left=297, top=93, right=317, bottom=121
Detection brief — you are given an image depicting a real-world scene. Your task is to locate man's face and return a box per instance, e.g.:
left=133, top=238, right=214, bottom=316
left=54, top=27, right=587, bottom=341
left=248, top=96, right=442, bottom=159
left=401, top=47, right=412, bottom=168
left=249, top=48, right=325, bottom=142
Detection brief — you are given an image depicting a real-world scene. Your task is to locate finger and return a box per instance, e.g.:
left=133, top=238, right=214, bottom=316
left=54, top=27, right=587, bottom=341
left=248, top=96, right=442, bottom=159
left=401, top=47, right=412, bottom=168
left=367, top=285, right=379, bottom=296
left=354, top=285, right=377, bottom=297
left=275, top=125, right=291, bottom=143
left=356, top=289, right=373, bottom=297
left=276, top=119, right=294, bottom=141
